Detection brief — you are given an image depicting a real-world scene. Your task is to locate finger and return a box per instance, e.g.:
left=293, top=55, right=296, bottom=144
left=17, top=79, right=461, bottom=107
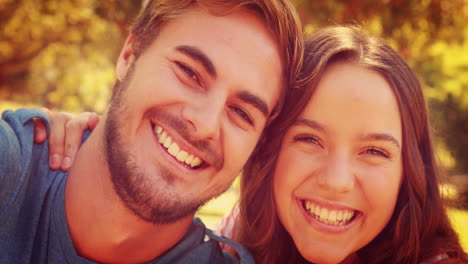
left=47, top=112, right=72, bottom=170
left=33, top=107, right=51, bottom=143
left=33, top=118, right=47, bottom=143
left=40, top=107, right=51, bottom=116
left=61, top=114, right=91, bottom=171
left=87, top=112, right=100, bottom=131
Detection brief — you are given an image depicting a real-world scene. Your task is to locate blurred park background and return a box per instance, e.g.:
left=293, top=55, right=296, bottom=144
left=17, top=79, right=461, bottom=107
left=0, top=0, right=467, bottom=250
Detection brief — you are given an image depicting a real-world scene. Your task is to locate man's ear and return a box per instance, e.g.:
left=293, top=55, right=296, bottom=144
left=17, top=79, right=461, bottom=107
left=116, top=34, right=136, bottom=81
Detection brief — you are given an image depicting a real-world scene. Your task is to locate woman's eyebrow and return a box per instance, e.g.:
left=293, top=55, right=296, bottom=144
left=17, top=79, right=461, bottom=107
left=294, top=118, right=326, bottom=133
left=361, top=133, right=401, bottom=150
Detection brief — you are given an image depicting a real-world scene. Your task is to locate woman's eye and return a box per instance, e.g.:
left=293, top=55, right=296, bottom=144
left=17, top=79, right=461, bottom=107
left=231, top=106, right=254, bottom=126
left=365, top=147, right=390, bottom=159
left=293, top=135, right=322, bottom=147
left=175, top=62, right=200, bottom=84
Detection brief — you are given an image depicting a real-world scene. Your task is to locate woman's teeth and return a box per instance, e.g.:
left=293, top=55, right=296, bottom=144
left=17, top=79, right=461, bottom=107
left=154, top=125, right=203, bottom=168
left=303, top=200, right=355, bottom=226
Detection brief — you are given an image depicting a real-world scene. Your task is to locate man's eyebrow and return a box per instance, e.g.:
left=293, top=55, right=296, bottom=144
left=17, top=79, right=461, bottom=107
left=175, top=45, right=217, bottom=78
left=236, top=91, right=269, bottom=118
left=362, top=133, right=401, bottom=150
left=293, top=118, right=326, bottom=133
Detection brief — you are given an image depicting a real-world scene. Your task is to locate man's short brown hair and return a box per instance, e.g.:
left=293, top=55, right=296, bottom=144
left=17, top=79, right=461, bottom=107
left=130, top=0, right=303, bottom=119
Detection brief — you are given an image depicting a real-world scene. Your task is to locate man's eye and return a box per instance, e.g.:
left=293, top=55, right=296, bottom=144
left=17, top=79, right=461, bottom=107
left=364, top=147, right=390, bottom=159
left=175, top=62, right=200, bottom=83
left=230, top=106, right=253, bottom=126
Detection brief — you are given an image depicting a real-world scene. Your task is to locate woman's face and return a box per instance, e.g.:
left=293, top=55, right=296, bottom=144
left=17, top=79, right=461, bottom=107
left=273, top=61, right=403, bottom=264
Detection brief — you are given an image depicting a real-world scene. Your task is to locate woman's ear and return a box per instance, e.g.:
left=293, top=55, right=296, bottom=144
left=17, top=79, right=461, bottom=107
left=116, top=34, right=136, bottom=81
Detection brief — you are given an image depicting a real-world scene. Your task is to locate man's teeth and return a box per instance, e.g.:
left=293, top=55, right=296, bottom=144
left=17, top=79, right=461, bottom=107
left=304, top=201, right=355, bottom=226
left=154, top=125, right=203, bottom=168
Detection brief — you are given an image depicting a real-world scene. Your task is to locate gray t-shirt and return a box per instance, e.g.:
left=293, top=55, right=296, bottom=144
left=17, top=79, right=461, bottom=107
left=0, top=108, right=254, bottom=264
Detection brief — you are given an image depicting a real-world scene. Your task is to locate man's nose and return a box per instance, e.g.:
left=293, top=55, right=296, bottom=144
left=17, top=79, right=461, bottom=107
left=182, top=96, right=224, bottom=141
left=317, top=153, right=355, bottom=193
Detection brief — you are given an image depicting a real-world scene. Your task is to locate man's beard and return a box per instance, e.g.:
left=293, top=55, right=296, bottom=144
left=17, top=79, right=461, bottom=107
left=103, top=65, right=228, bottom=224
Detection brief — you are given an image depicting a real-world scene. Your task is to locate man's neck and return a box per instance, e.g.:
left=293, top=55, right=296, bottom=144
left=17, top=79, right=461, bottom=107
left=65, top=120, right=193, bottom=263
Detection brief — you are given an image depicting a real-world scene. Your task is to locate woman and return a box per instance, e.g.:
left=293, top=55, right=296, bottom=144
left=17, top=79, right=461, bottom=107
left=41, top=26, right=466, bottom=263
left=224, top=26, right=465, bottom=263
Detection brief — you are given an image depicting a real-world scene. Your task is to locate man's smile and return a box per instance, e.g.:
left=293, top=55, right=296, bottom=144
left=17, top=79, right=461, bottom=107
left=154, top=124, right=204, bottom=169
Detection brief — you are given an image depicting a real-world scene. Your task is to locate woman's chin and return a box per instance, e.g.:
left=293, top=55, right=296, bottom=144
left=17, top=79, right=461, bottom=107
left=301, top=250, right=349, bottom=264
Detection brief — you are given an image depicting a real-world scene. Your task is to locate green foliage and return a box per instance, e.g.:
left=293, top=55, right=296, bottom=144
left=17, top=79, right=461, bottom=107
left=447, top=208, right=468, bottom=251
left=426, top=28, right=468, bottom=174
left=431, top=96, right=468, bottom=174
left=0, top=0, right=141, bottom=112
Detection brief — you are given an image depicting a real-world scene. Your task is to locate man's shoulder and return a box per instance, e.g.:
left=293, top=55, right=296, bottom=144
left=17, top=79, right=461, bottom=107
left=1, top=108, right=50, bottom=148
left=1, top=108, right=49, bottom=168
left=205, top=225, right=255, bottom=264
left=0, top=108, right=51, bottom=212
left=2, top=108, right=49, bottom=126
left=153, top=218, right=254, bottom=264
left=0, top=108, right=78, bottom=264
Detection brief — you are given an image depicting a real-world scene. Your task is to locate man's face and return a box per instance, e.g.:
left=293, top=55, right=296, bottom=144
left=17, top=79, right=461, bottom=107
left=105, top=6, right=283, bottom=223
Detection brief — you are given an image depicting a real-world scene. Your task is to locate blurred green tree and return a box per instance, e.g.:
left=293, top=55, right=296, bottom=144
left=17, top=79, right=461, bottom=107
left=0, top=0, right=141, bottom=112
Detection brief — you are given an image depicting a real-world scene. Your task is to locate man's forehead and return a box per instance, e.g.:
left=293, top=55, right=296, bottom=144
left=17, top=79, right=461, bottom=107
left=147, top=6, right=283, bottom=116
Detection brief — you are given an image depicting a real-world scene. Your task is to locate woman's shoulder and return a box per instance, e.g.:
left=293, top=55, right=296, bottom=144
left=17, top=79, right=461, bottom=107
left=215, top=204, right=240, bottom=239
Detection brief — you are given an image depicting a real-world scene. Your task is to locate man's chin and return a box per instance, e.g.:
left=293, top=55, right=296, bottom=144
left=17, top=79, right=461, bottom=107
left=135, top=201, right=202, bottom=225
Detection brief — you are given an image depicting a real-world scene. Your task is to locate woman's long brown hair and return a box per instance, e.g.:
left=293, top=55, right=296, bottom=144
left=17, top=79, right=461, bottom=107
left=236, top=26, right=466, bottom=264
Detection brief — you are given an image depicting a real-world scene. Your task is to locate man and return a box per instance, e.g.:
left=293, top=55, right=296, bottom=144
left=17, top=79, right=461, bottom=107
left=0, top=0, right=303, bottom=263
